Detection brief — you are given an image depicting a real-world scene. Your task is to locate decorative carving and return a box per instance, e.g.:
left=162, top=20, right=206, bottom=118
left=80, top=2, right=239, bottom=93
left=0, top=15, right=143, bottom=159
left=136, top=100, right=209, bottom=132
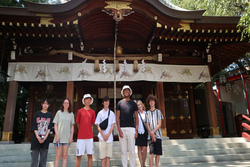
left=170, top=115, right=175, bottom=120
left=171, top=130, right=177, bottom=134
left=180, top=130, right=186, bottom=134
left=179, top=23, right=191, bottom=30
left=40, top=17, right=54, bottom=26
left=179, top=115, right=184, bottom=120
left=104, top=1, right=134, bottom=22
left=105, top=1, right=132, bottom=10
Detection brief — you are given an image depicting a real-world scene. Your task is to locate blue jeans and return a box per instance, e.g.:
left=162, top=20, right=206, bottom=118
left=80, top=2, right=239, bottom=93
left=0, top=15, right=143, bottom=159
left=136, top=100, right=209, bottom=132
left=30, top=148, right=48, bottom=167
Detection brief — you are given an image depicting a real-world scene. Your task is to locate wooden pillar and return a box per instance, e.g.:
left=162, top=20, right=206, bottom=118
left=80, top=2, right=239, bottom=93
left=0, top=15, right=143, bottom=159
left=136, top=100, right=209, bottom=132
left=189, top=84, right=198, bottom=137
left=156, top=82, right=167, bottom=137
left=66, top=81, right=74, bottom=112
left=24, top=86, right=35, bottom=142
left=205, top=81, right=220, bottom=137
left=2, top=81, right=18, bottom=141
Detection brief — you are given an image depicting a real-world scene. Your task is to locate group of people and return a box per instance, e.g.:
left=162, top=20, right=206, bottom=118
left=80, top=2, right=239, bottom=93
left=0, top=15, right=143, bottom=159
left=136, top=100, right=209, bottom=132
left=30, top=85, right=164, bottom=167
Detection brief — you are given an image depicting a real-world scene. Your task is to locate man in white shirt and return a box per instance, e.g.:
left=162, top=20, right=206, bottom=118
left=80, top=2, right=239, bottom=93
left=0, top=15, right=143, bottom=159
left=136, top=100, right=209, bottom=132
left=95, top=96, right=116, bottom=167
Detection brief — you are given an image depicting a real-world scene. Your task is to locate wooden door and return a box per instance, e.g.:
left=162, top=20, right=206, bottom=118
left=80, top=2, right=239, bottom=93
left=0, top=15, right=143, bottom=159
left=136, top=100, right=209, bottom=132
left=164, top=84, right=195, bottom=138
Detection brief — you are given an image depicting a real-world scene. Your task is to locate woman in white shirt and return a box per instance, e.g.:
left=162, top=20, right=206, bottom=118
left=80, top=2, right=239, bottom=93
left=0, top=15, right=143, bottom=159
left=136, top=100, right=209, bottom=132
left=135, top=100, right=148, bottom=167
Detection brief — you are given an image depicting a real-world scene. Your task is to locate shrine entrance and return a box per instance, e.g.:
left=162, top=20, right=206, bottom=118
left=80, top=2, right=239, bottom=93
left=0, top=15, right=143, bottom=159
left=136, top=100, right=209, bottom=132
left=164, top=83, right=197, bottom=139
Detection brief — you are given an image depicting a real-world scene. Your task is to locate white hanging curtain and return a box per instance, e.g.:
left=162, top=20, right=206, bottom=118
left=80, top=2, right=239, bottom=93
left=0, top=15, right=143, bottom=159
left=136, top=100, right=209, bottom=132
left=7, top=62, right=211, bottom=83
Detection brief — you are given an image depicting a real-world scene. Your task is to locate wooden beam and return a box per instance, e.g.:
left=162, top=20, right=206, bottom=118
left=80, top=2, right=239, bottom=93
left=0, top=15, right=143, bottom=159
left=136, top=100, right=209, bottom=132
left=66, top=81, right=74, bottom=112
left=205, top=81, right=221, bottom=137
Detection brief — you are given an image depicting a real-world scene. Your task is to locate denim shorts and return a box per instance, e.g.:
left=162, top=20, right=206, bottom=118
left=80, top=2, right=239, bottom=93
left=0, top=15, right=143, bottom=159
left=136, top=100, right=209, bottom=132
left=54, top=143, right=69, bottom=146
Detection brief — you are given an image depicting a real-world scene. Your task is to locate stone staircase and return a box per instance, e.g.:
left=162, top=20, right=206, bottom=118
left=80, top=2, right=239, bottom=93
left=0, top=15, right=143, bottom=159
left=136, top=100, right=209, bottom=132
left=1, top=137, right=250, bottom=167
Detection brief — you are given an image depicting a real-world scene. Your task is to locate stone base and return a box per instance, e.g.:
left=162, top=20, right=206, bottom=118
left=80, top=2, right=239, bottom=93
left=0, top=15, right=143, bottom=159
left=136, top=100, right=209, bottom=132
left=162, top=136, right=170, bottom=140
left=209, top=135, right=222, bottom=138
left=0, top=141, right=14, bottom=144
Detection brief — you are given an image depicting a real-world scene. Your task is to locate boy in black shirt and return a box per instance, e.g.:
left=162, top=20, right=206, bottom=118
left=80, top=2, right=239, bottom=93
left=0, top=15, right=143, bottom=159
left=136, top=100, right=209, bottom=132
left=30, top=99, right=53, bottom=167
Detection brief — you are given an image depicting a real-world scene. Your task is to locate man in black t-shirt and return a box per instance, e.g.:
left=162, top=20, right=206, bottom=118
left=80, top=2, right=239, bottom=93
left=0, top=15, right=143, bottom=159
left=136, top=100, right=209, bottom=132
left=116, top=85, right=139, bottom=167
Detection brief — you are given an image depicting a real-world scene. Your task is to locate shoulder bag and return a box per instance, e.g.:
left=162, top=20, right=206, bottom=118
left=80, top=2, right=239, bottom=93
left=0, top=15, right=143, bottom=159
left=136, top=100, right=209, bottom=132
left=99, top=109, right=110, bottom=130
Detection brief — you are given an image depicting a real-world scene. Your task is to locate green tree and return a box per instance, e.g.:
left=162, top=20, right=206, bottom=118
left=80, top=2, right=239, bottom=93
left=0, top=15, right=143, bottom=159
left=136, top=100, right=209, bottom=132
left=171, top=0, right=247, bottom=16
left=170, top=0, right=250, bottom=40
left=238, top=3, right=250, bottom=41
left=0, top=80, right=9, bottom=132
left=0, top=0, right=49, bottom=7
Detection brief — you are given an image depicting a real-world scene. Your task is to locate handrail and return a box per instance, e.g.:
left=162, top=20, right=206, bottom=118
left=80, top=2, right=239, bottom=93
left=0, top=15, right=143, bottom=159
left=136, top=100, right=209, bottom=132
left=241, top=114, right=250, bottom=141
left=242, top=114, right=250, bottom=122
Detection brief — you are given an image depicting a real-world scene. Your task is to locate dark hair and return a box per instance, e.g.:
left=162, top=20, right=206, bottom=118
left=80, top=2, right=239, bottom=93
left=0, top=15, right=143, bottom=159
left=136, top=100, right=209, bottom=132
left=146, top=94, right=159, bottom=110
left=60, top=98, right=72, bottom=113
left=102, top=96, right=110, bottom=102
left=41, top=99, right=50, bottom=104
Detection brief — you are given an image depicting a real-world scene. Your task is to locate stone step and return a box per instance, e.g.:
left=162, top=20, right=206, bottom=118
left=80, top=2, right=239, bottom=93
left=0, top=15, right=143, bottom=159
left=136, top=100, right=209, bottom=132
left=1, top=156, right=250, bottom=167
left=0, top=137, right=250, bottom=166
left=2, top=146, right=250, bottom=159
left=0, top=137, right=247, bottom=150
left=0, top=137, right=248, bottom=150
left=2, top=141, right=250, bottom=157
left=1, top=149, right=250, bottom=164
left=1, top=161, right=250, bottom=167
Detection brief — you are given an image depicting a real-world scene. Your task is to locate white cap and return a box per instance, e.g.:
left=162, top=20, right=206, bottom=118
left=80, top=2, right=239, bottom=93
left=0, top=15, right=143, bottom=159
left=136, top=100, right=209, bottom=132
left=121, top=85, right=132, bottom=97
left=82, top=94, right=94, bottom=105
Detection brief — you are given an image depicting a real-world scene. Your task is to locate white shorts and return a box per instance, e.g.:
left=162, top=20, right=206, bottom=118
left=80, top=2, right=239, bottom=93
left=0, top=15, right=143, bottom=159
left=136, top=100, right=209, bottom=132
left=76, top=139, right=94, bottom=156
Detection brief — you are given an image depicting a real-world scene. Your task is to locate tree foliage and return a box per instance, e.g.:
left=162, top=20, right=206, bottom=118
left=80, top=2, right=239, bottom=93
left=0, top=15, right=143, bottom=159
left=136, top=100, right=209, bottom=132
left=0, top=80, right=9, bottom=131
left=171, top=0, right=247, bottom=16
left=237, top=3, right=250, bottom=42
left=170, top=0, right=250, bottom=40
left=0, top=0, right=49, bottom=7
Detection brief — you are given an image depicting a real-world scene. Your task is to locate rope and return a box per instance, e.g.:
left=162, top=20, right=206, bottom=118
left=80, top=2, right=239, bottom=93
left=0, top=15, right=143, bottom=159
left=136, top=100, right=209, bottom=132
left=114, top=22, right=118, bottom=112
left=49, top=49, right=158, bottom=61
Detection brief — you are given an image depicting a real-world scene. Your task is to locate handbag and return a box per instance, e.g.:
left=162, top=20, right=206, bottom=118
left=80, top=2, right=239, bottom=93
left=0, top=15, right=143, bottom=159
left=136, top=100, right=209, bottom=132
left=99, top=109, right=110, bottom=130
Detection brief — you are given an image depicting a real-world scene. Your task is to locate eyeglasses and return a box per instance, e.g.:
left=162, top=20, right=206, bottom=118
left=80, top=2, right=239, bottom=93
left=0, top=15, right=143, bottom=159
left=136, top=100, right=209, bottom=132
left=63, top=102, right=69, bottom=104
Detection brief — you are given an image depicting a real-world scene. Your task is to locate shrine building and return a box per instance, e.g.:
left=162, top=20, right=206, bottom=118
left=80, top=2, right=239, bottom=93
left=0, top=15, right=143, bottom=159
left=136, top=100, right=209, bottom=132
left=0, top=0, right=250, bottom=142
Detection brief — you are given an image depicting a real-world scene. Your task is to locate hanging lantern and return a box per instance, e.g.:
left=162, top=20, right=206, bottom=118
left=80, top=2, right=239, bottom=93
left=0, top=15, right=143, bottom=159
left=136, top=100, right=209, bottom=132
left=133, top=60, right=139, bottom=72
left=94, top=59, right=100, bottom=72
